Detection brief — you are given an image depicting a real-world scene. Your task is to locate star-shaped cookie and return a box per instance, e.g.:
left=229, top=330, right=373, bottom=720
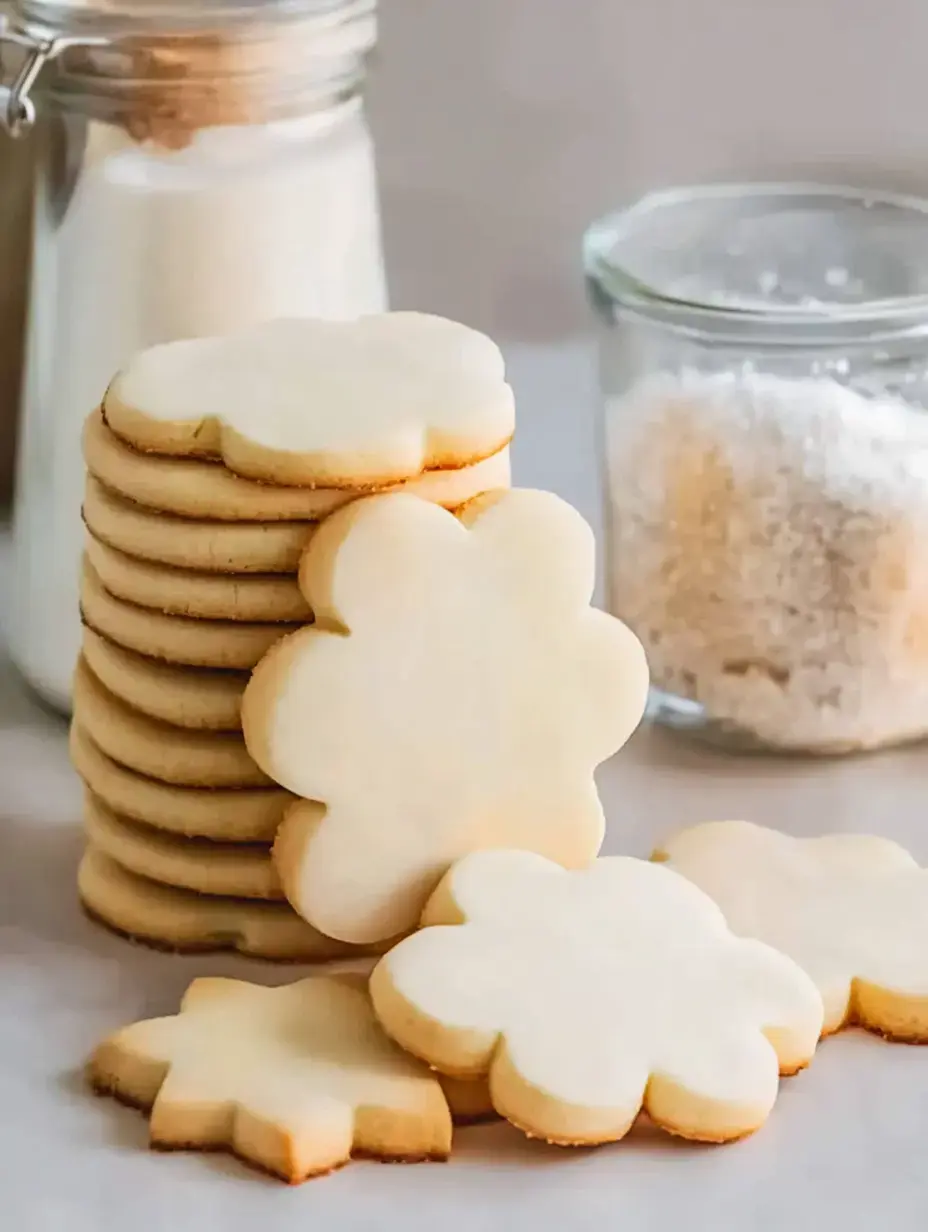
left=89, top=974, right=452, bottom=1182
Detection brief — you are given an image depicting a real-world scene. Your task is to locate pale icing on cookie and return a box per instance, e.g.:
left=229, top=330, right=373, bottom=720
left=369, top=850, right=824, bottom=1146
left=243, top=488, right=649, bottom=944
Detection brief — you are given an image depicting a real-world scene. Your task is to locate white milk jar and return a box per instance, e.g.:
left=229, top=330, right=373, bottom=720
left=1, top=0, right=386, bottom=712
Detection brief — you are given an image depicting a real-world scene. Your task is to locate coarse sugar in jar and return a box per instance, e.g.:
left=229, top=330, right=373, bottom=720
left=585, top=183, right=928, bottom=755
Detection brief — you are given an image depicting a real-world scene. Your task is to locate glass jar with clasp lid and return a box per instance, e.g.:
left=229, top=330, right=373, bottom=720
left=0, top=0, right=386, bottom=711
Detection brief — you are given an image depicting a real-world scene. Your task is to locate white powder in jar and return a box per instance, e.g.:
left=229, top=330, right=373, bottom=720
left=606, top=369, right=928, bottom=752
left=7, top=34, right=386, bottom=711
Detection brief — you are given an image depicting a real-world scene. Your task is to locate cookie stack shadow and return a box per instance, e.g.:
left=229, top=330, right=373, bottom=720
left=71, top=409, right=511, bottom=959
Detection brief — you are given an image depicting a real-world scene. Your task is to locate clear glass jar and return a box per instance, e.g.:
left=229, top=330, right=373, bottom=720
left=2, top=0, right=386, bottom=712
left=586, top=183, right=928, bottom=755
left=0, top=22, right=33, bottom=504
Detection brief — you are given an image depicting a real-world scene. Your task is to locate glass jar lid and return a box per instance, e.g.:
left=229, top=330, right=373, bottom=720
left=12, top=0, right=368, bottom=38
left=584, top=183, right=928, bottom=345
left=1, top=0, right=375, bottom=138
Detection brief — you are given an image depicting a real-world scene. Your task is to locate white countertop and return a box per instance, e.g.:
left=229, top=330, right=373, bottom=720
left=3, top=342, right=928, bottom=1230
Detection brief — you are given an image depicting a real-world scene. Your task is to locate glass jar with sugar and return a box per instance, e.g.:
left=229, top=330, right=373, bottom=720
left=585, top=183, right=928, bottom=755
left=1, top=0, right=386, bottom=712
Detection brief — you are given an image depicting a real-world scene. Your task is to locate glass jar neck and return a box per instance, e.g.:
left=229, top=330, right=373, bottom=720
left=6, top=0, right=375, bottom=142
left=584, top=183, right=928, bottom=351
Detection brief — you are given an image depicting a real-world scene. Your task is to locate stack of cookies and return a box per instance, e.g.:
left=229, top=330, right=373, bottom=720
left=70, top=314, right=514, bottom=959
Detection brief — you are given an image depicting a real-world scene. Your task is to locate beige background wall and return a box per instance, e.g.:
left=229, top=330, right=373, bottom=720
left=374, top=0, right=928, bottom=340
left=1, top=0, right=925, bottom=499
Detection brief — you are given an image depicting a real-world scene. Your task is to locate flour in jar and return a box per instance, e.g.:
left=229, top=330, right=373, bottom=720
left=606, top=369, right=928, bottom=752
left=7, top=27, right=386, bottom=712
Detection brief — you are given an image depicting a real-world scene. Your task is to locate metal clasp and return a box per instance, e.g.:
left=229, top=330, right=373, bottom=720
left=0, top=15, right=107, bottom=137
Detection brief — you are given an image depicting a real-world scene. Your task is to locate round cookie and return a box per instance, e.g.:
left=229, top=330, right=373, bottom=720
left=70, top=725, right=291, bottom=842
left=83, top=475, right=314, bottom=574
left=81, top=560, right=299, bottom=669
left=85, top=534, right=311, bottom=623
left=84, top=793, right=282, bottom=900
left=85, top=409, right=348, bottom=521
left=81, top=628, right=246, bottom=731
left=102, top=315, right=515, bottom=486
left=83, top=409, right=512, bottom=522
left=78, top=847, right=363, bottom=961
left=73, top=658, right=271, bottom=788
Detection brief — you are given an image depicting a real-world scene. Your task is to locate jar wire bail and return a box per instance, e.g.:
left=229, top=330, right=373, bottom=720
left=0, top=15, right=107, bottom=137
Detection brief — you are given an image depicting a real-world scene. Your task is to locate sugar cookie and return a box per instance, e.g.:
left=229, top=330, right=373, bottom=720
left=81, top=561, right=299, bottom=669
left=85, top=535, right=311, bottom=623
left=88, top=974, right=452, bottom=1181
left=70, top=725, right=293, bottom=842
left=104, top=314, right=515, bottom=486
left=73, top=659, right=272, bottom=788
left=245, top=488, right=649, bottom=944
left=78, top=848, right=362, bottom=961
left=84, top=409, right=512, bottom=523
left=438, top=1076, right=495, bottom=1125
left=81, top=628, right=246, bottom=731
left=83, top=475, right=314, bottom=574
left=370, top=850, right=824, bottom=1146
left=654, top=819, right=928, bottom=1041
left=84, top=793, right=282, bottom=900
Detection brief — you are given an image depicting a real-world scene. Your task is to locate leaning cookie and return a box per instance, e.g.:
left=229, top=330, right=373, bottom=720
left=654, top=819, right=928, bottom=1041
left=248, top=489, right=649, bottom=946
left=370, top=850, right=824, bottom=1146
left=88, top=973, right=453, bottom=1182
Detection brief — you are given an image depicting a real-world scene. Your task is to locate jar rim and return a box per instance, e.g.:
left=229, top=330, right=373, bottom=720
left=12, top=0, right=369, bottom=37
left=584, top=182, right=928, bottom=346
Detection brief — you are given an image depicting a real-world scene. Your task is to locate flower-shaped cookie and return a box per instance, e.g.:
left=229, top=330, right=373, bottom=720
left=89, top=974, right=452, bottom=1182
left=243, top=488, right=650, bottom=944
left=369, top=850, right=824, bottom=1145
left=655, top=819, right=928, bottom=1039
left=104, top=313, right=515, bottom=486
